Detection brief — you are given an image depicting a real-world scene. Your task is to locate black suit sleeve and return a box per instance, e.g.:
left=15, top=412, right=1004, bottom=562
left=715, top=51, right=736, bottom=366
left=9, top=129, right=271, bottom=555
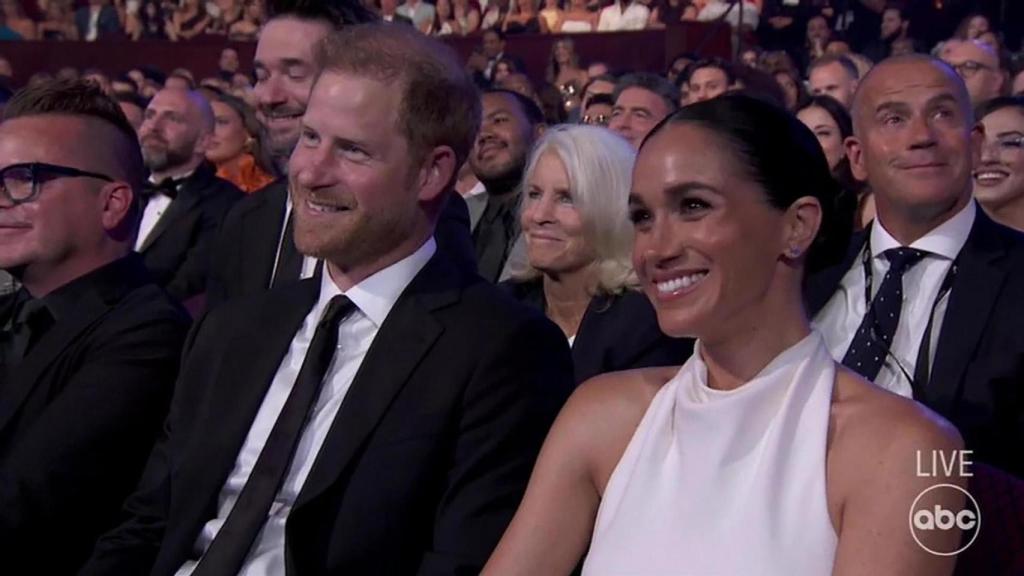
left=434, top=191, right=478, bottom=276
left=0, top=302, right=187, bottom=571
left=416, top=313, right=573, bottom=574
left=205, top=197, right=246, bottom=309
left=166, top=187, right=243, bottom=301
left=80, top=310, right=214, bottom=575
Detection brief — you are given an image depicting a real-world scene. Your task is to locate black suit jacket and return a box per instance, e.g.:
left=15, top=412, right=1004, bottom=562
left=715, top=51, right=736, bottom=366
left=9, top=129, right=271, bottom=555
left=503, top=279, right=695, bottom=385
left=83, top=251, right=574, bottom=575
left=74, top=5, right=122, bottom=39
left=805, top=208, right=1024, bottom=476
left=138, top=162, right=243, bottom=302
left=206, top=178, right=477, bottom=307
left=0, top=255, right=190, bottom=575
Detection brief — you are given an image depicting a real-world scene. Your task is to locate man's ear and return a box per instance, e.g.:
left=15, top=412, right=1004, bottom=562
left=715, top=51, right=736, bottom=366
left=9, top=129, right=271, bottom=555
left=845, top=135, right=867, bottom=181
left=99, top=181, right=136, bottom=240
left=416, top=145, right=458, bottom=204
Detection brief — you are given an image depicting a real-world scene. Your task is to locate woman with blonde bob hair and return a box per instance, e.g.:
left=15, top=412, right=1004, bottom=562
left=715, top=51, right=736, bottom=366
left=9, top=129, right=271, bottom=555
left=503, top=124, right=692, bottom=385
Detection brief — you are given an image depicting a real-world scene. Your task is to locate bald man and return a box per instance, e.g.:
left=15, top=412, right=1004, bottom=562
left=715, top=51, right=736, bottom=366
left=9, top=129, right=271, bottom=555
left=0, top=80, right=191, bottom=573
left=940, top=38, right=1006, bottom=107
left=136, top=88, right=242, bottom=305
left=807, top=55, right=1024, bottom=476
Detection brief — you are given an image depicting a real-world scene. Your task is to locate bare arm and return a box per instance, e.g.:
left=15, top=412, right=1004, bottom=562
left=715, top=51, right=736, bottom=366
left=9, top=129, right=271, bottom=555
left=832, top=393, right=966, bottom=576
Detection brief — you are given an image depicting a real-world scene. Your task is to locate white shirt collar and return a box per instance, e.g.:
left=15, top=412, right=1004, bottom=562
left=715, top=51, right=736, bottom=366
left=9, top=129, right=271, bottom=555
left=317, top=237, right=437, bottom=328
left=871, top=200, right=976, bottom=262
left=465, top=181, right=487, bottom=198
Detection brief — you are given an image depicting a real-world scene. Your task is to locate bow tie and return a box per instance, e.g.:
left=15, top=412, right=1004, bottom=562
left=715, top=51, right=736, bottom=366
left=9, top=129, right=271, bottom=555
left=142, top=178, right=181, bottom=200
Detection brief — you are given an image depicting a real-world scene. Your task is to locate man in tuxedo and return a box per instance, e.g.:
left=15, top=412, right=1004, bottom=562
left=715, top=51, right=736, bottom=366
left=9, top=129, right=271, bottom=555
left=136, top=88, right=242, bottom=305
left=206, top=0, right=474, bottom=308
left=82, top=24, right=574, bottom=575
left=75, top=0, right=121, bottom=41
left=807, top=54, right=1024, bottom=476
left=0, top=80, right=190, bottom=573
left=470, top=89, right=545, bottom=282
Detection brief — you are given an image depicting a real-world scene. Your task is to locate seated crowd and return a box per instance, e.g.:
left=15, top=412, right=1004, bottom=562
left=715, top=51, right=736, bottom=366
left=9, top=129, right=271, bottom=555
left=1, top=0, right=1023, bottom=574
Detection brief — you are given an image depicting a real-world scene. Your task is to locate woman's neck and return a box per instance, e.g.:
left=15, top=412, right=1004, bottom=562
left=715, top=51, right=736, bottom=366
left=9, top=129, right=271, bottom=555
left=700, top=277, right=811, bottom=391
left=542, top=267, right=596, bottom=338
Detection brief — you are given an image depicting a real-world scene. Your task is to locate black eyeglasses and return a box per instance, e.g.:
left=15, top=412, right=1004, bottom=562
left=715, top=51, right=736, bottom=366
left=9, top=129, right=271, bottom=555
left=948, top=60, right=992, bottom=79
left=0, top=162, right=115, bottom=206
left=581, top=113, right=609, bottom=126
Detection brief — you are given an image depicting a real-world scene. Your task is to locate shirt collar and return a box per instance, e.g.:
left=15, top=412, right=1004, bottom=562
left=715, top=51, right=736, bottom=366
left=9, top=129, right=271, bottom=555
left=148, top=167, right=197, bottom=186
left=465, top=181, right=487, bottom=198
left=871, top=200, right=976, bottom=262
left=316, top=237, right=436, bottom=328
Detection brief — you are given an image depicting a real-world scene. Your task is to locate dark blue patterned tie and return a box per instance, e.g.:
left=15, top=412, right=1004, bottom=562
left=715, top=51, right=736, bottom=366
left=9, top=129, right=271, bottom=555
left=842, top=247, right=926, bottom=381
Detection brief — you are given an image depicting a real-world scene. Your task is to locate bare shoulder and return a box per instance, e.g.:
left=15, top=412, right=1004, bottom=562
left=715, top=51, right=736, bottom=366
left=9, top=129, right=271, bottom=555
left=561, top=366, right=678, bottom=492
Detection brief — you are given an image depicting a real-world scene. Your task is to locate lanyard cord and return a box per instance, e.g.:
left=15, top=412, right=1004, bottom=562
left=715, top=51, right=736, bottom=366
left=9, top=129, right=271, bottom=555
left=860, top=239, right=959, bottom=394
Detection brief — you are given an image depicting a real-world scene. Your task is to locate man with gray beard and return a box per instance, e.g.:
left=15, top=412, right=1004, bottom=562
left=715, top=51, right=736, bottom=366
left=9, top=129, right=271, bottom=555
left=136, top=88, right=242, bottom=307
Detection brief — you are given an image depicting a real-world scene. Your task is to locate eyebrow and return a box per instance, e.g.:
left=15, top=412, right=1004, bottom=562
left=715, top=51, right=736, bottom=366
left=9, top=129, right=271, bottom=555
left=254, top=57, right=308, bottom=70
left=874, top=92, right=960, bottom=115
left=628, top=181, right=720, bottom=205
left=995, top=130, right=1024, bottom=138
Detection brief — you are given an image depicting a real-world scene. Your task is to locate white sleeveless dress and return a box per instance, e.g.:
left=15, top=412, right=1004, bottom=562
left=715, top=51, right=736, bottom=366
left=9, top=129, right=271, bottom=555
left=582, top=332, right=838, bottom=575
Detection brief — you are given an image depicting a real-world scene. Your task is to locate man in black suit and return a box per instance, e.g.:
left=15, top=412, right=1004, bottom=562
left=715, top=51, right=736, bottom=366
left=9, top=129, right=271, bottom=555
left=807, top=54, right=1024, bottom=476
left=137, top=88, right=242, bottom=306
left=470, top=89, right=545, bottom=283
left=82, top=24, right=573, bottom=575
left=206, top=0, right=474, bottom=308
left=0, top=80, right=190, bottom=573
left=74, top=0, right=122, bottom=41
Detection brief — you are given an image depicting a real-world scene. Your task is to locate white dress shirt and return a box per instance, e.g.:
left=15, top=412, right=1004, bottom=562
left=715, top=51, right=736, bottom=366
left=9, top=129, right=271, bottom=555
left=813, top=201, right=976, bottom=397
left=135, top=171, right=195, bottom=251
left=269, top=194, right=319, bottom=286
left=175, top=238, right=436, bottom=576
left=597, top=1, right=650, bottom=31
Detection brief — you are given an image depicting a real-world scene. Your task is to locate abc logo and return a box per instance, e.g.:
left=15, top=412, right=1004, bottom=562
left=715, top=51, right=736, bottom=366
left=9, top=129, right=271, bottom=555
left=908, top=484, right=981, bottom=556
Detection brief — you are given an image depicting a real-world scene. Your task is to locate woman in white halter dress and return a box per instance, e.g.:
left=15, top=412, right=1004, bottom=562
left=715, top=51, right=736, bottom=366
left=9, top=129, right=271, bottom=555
left=483, top=95, right=966, bottom=576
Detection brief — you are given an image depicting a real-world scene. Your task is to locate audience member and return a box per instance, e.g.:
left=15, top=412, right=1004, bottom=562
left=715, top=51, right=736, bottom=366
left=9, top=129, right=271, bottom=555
left=217, top=47, right=241, bottom=81
left=136, top=88, right=243, bottom=303
left=134, top=0, right=172, bottom=40
left=649, top=0, right=691, bottom=27
left=75, top=0, right=122, bottom=41
left=862, top=2, right=910, bottom=63
left=471, top=89, right=545, bottom=282
left=939, top=38, right=1006, bottom=107
left=547, top=38, right=589, bottom=113
left=825, top=38, right=851, bottom=56
left=609, top=72, right=678, bottom=148
left=597, top=0, right=648, bottom=31
left=771, top=66, right=804, bottom=111
left=484, top=93, right=965, bottom=576
left=665, top=51, right=695, bottom=85
left=503, top=124, right=693, bottom=383
left=809, top=55, right=1024, bottom=476
left=801, top=14, right=831, bottom=71
left=687, top=58, right=733, bottom=103
left=0, top=79, right=190, bottom=575
left=429, top=0, right=454, bottom=34
left=82, top=68, right=112, bottom=94
left=480, top=29, right=521, bottom=85
left=807, top=54, right=859, bottom=108
left=973, top=97, right=1024, bottom=232
left=538, top=0, right=560, bottom=31
left=480, top=0, right=509, bottom=30
left=206, top=91, right=275, bottom=193
left=397, top=0, right=436, bottom=33
left=81, top=24, right=574, bottom=575
left=1, top=0, right=35, bottom=39
left=450, top=0, right=481, bottom=35
left=796, top=95, right=868, bottom=230
left=380, top=0, right=414, bottom=25
left=227, top=0, right=262, bottom=40
left=954, top=12, right=990, bottom=41
left=114, top=92, right=146, bottom=131
left=207, top=0, right=245, bottom=34
left=503, top=0, right=541, bottom=34
left=757, top=0, right=805, bottom=55
left=492, top=57, right=520, bottom=84
left=581, top=92, right=613, bottom=126
left=37, top=0, right=78, bottom=40
left=170, top=0, right=211, bottom=40
left=559, top=0, right=596, bottom=32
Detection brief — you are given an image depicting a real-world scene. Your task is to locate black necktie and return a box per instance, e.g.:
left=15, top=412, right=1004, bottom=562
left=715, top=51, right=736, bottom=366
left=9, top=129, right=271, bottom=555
left=0, top=291, right=51, bottom=369
left=271, top=213, right=303, bottom=288
left=842, top=247, right=926, bottom=381
left=193, top=295, right=356, bottom=576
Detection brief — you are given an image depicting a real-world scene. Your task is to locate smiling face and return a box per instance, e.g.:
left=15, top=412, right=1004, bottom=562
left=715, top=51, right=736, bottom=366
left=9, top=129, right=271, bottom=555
left=847, top=58, right=981, bottom=235
left=609, top=86, right=672, bottom=149
left=974, top=106, right=1024, bottom=213
left=630, top=123, right=788, bottom=341
left=470, top=92, right=536, bottom=189
left=288, top=70, right=427, bottom=281
left=206, top=100, right=250, bottom=164
left=688, top=66, right=729, bottom=103
left=521, top=150, right=594, bottom=275
left=253, top=17, right=332, bottom=163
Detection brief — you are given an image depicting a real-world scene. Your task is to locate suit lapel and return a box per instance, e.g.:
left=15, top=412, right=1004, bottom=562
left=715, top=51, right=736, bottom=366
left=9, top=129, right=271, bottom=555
left=293, top=256, right=461, bottom=510
left=927, top=212, right=1009, bottom=411
left=241, top=181, right=288, bottom=291
left=804, top=227, right=868, bottom=317
left=171, top=279, right=319, bottom=542
left=0, top=290, right=109, bottom=433
left=138, top=187, right=202, bottom=253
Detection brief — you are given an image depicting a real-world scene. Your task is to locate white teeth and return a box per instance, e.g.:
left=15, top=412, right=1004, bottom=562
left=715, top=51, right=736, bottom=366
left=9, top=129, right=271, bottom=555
left=975, top=171, right=1008, bottom=181
left=656, top=272, right=707, bottom=294
left=306, top=200, right=342, bottom=214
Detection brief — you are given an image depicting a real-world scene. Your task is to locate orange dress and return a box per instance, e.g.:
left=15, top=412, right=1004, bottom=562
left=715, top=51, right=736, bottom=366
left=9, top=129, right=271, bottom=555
left=215, top=154, right=276, bottom=194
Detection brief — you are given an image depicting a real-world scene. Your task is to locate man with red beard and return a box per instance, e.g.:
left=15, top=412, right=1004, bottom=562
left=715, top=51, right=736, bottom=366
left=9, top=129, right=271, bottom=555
left=207, top=0, right=475, bottom=308
left=135, top=88, right=241, bottom=305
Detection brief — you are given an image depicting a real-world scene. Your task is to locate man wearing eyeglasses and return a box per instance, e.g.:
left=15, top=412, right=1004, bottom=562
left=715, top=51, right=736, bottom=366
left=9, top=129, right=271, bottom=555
left=940, top=38, right=1007, bottom=107
left=0, top=79, right=190, bottom=573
